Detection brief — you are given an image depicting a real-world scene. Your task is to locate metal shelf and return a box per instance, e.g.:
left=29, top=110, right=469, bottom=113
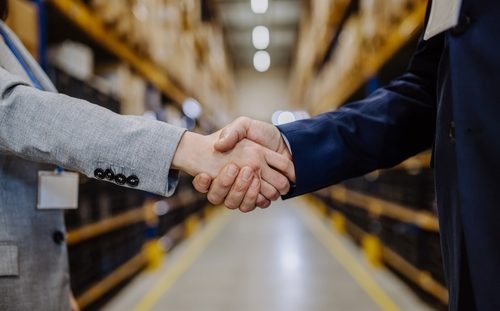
left=312, top=1, right=428, bottom=114
left=342, top=218, right=448, bottom=305
left=67, top=207, right=147, bottom=246
left=307, top=195, right=448, bottom=305
left=331, top=185, right=439, bottom=232
left=48, top=0, right=187, bottom=104
left=76, top=249, right=147, bottom=309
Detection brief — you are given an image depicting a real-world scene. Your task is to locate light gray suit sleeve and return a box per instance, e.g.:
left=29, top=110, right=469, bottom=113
left=0, top=67, right=186, bottom=197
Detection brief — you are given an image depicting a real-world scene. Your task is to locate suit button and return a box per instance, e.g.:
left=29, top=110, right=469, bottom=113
left=115, top=174, right=127, bottom=185
left=104, top=169, right=115, bottom=180
left=52, top=231, right=65, bottom=245
left=94, top=168, right=105, bottom=179
left=449, top=122, right=456, bottom=141
left=451, top=14, right=472, bottom=36
left=126, top=175, right=140, bottom=187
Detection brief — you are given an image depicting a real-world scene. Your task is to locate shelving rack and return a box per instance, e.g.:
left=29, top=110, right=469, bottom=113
left=2, top=1, right=229, bottom=308
left=311, top=1, right=428, bottom=114
left=290, top=0, right=428, bottom=114
left=330, top=185, right=439, bottom=232
left=306, top=195, right=448, bottom=305
left=47, top=0, right=187, bottom=104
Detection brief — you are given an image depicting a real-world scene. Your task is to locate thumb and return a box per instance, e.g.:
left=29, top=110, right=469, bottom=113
left=214, top=117, right=251, bottom=152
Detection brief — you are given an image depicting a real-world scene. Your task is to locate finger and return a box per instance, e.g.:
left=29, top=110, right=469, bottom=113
left=239, top=177, right=260, bottom=213
left=192, top=173, right=212, bottom=193
left=259, top=179, right=281, bottom=201
left=224, top=167, right=254, bottom=209
left=264, top=149, right=296, bottom=182
left=261, top=165, right=290, bottom=196
left=207, top=164, right=239, bottom=205
left=215, top=117, right=252, bottom=152
left=257, top=194, right=271, bottom=209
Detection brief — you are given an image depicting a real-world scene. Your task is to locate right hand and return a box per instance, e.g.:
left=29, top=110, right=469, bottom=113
left=172, top=128, right=294, bottom=211
left=192, top=117, right=295, bottom=212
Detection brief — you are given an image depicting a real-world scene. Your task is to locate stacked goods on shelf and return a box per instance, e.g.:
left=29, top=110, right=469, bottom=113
left=289, top=0, right=350, bottom=107
left=95, top=64, right=147, bottom=116
left=343, top=168, right=436, bottom=212
left=49, top=67, right=121, bottom=114
left=5, top=0, right=39, bottom=57
left=307, top=15, right=363, bottom=107
left=89, top=0, right=233, bottom=113
left=360, top=0, right=419, bottom=49
left=68, top=222, right=146, bottom=296
left=290, top=0, right=427, bottom=113
left=313, top=152, right=446, bottom=305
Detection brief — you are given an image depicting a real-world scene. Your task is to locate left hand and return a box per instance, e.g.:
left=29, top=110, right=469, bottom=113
left=193, top=117, right=295, bottom=211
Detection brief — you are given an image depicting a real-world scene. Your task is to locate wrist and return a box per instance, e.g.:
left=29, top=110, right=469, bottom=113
left=172, top=132, right=222, bottom=177
left=172, top=132, right=204, bottom=175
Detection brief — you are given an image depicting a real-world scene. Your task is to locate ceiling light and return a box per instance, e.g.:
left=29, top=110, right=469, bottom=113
left=251, top=0, right=268, bottom=14
left=252, top=26, right=270, bottom=49
left=253, top=51, right=271, bottom=72
left=182, top=97, right=202, bottom=119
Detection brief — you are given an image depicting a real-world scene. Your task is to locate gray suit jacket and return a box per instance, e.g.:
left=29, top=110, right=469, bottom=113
left=0, top=22, right=185, bottom=310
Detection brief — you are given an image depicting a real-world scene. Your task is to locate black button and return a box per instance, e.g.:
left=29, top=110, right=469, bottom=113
left=449, top=122, right=456, bottom=141
left=451, top=14, right=472, bottom=36
left=126, top=175, right=140, bottom=187
left=115, top=174, right=127, bottom=185
left=104, top=169, right=115, bottom=180
left=52, top=231, right=65, bottom=245
left=94, top=168, right=105, bottom=179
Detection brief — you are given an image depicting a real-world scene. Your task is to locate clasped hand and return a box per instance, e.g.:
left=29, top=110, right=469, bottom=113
left=172, top=117, right=294, bottom=212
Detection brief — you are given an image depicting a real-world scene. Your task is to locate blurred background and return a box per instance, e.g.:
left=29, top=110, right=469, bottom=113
left=6, top=0, right=443, bottom=310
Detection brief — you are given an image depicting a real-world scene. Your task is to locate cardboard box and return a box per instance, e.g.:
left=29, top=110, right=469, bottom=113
left=5, top=0, right=38, bottom=58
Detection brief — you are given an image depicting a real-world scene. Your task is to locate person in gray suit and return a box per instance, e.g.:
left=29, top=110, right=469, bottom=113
left=0, top=3, right=294, bottom=310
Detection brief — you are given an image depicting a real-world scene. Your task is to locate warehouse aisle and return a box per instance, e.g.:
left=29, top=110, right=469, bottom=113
left=104, top=199, right=433, bottom=311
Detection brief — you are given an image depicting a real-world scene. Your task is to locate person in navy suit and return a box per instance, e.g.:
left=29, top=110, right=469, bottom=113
left=193, top=1, right=499, bottom=310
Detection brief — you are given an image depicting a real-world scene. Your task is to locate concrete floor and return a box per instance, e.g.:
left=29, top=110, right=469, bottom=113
left=104, top=198, right=435, bottom=311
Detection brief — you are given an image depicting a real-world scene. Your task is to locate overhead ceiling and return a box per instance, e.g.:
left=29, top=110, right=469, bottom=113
left=217, top=0, right=302, bottom=69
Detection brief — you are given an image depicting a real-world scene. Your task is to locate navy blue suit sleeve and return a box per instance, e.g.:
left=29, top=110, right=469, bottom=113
left=278, top=29, right=445, bottom=198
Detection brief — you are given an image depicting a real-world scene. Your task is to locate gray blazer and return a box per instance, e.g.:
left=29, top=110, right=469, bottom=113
left=0, top=22, right=185, bottom=310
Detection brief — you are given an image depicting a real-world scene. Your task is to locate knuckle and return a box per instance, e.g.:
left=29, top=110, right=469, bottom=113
left=277, top=177, right=289, bottom=192
left=238, top=116, right=250, bottom=124
left=224, top=198, right=238, bottom=210
left=207, top=192, right=222, bottom=205
left=270, top=191, right=280, bottom=201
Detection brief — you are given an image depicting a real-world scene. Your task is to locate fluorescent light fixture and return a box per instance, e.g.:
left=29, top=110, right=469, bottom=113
left=272, top=110, right=310, bottom=125
left=251, top=0, right=268, bottom=14
left=182, top=97, right=202, bottom=119
left=252, top=26, right=270, bottom=50
left=253, top=51, right=271, bottom=72
left=277, top=111, right=295, bottom=125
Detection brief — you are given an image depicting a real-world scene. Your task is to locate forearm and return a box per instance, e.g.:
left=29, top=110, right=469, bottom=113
left=0, top=69, right=185, bottom=196
left=279, top=72, right=437, bottom=198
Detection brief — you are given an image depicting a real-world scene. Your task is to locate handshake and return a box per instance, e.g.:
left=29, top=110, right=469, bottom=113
left=172, top=117, right=295, bottom=212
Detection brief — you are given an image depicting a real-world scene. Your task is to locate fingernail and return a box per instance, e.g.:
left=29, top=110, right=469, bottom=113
left=241, top=167, right=252, bottom=182
left=198, top=176, right=210, bottom=187
left=227, top=164, right=238, bottom=177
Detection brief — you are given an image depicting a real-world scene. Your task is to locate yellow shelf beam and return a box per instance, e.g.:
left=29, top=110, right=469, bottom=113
left=312, top=1, right=428, bottom=114
left=331, top=185, right=439, bottom=232
left=382, top=246, right=448, bottom=305
left=342, top=218, right=448, bottom=305
left=67, top=207, right=147, bottom=246
left=49, top=0, right=187, bottom=104
left=76, top=249, right=147, bottom=309
left=306, top=195, right=448, bottom=305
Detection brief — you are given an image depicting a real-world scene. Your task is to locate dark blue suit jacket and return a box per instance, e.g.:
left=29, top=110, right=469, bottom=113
left=279, top=1, right=500, bottom=310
